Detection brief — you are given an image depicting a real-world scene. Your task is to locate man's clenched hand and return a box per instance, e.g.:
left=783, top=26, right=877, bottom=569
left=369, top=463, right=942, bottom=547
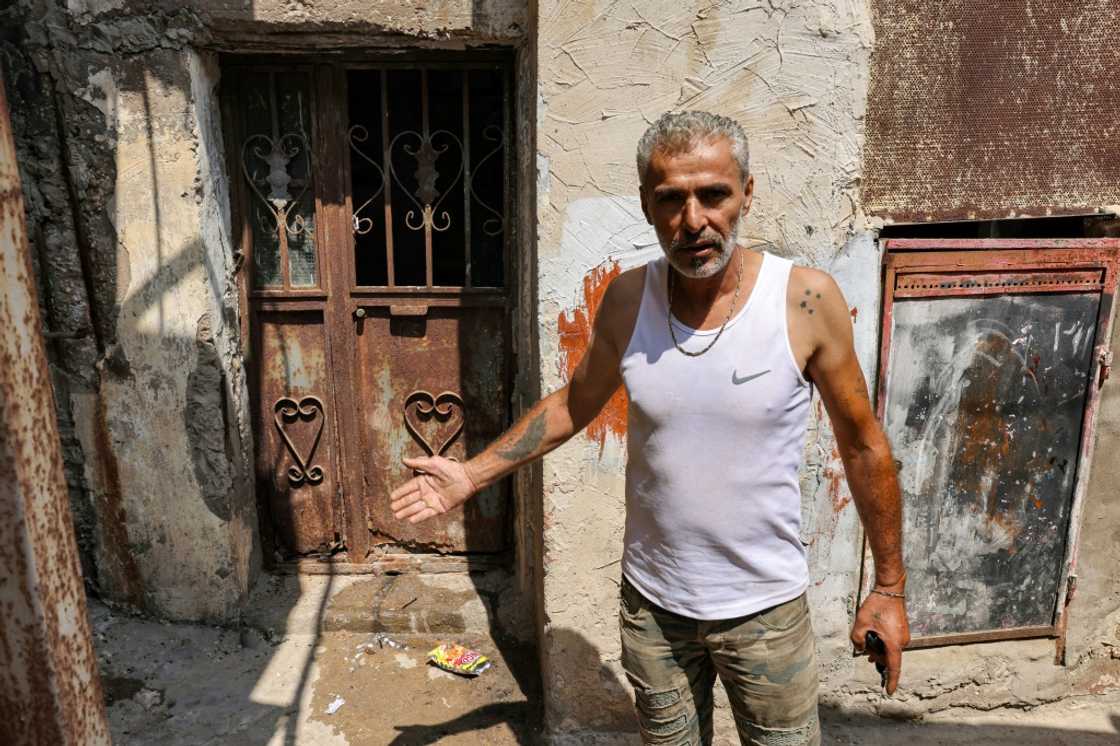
left=850, top=589, right=910, bottom=695
left=390, top=456, right=479, bottom=524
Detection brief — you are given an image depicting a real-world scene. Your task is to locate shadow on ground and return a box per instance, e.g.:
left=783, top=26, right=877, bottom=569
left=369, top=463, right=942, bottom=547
left=818, top=703, right=1120, bottom=746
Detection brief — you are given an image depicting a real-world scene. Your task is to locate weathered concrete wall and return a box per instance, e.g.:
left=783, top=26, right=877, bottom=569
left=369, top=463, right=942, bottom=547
left=535, top=0, right=1120, bottom=741
left=77, top=46, right=255, bottom=619
left=6, top=2, right=258, bottom=620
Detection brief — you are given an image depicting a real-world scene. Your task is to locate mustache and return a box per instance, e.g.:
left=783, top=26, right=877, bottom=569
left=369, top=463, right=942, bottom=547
left=670, top=232, right=725, bottom=252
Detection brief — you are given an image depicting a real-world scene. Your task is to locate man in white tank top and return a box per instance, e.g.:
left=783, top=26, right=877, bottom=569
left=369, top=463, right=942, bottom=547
left=390, top=111, right=909, bottom=745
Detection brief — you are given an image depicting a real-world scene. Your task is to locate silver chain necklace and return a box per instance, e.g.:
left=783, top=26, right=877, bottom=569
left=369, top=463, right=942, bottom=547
left=667, top=250, right=743, bottom=357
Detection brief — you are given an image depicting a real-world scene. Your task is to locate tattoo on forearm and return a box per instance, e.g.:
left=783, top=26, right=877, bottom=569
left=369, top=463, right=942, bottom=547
left=799, top=288, right=822, bottom=315
left=497, top=412, right=547, bottom=462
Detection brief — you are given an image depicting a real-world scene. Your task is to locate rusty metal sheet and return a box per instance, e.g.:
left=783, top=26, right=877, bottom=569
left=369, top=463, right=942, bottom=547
left=863, top=1, right=1120, bottom=222
left=867, top=241, right=1120, bottom=645
left=885, top=290, right=1098, bottom=636
left=0, top=72, right=111, bottom=744
left=254, top=310, right=340, bottom=556
left=894, top=269, right=1104, bottom=298
left=353, top=306, right=509, bottom=553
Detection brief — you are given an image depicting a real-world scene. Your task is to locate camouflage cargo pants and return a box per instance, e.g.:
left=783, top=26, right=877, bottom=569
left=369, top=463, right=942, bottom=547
left=619, top=576, right=820, bottom=746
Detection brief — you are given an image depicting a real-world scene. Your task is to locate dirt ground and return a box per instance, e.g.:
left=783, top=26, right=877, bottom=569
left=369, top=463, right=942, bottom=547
left=94, top=602, right=535, bottom=745
left=92, top=594, right=1120, bottom=745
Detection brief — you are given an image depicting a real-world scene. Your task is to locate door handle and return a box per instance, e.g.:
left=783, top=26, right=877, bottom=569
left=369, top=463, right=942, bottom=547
left=354, top=307, right=366, bottom=319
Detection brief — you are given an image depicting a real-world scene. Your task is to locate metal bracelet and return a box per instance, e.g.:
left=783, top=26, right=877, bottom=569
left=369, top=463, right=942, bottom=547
left=870, top=588, right=906, bottom=599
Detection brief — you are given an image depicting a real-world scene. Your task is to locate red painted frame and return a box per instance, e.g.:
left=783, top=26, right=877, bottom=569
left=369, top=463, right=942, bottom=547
left=861, top=238, right=1120, bottom=650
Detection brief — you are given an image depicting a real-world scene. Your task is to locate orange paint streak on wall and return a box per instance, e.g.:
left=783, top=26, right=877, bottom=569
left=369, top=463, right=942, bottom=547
left=557, top=260, right=628, bottom=451
left=826, top=466, right=852, bottom=514
left=825, top=443, right=851, bottom=513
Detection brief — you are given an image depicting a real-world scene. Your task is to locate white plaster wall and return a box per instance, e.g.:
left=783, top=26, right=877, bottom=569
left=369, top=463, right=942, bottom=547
left=535, top=0, right=877, bottom=738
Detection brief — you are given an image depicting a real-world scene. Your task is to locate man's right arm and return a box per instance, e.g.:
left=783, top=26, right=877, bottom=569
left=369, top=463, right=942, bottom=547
left=390, top=270, right=636, bottom=524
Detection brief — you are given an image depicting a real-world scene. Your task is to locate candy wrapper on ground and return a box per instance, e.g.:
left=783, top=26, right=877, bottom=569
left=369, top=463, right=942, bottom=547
left=427, top=643, right=492, bottom=677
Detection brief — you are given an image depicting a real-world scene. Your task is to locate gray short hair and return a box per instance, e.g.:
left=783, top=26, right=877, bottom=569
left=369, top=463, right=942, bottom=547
left=636, top=110, right=751, bottom=185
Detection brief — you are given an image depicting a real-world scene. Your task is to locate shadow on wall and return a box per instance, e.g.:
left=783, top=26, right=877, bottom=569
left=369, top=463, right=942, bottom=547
left=544, top=626, right=638, bottom=738
left=7, top=2, right=1120, bottom=743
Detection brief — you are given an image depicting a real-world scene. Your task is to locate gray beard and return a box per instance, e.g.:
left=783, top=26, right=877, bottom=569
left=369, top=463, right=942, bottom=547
left=661, top=216, right=740, bottom=280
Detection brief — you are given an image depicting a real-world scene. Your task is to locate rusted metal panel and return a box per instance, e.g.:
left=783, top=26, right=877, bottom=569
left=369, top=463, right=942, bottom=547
left=865, top=240, right=1119, bottom=647
left=888, top=290, right=1096, bottom=636
left=904, top=625, right=1057, bottom=650
left=338, top=59, right=513, bottom=557
left=863, top=1, right=1120, bottom=222
left=894, top=269, right=1104, bottom=298
left=253, top=311, right=341, bottom=556
left=883, top=238, right=1120, bottom=253
left=352, top=306, right=510, bottom=553
left=0, top=72, right=111, bottom=745
left=339, top=60, right=512, bottom=553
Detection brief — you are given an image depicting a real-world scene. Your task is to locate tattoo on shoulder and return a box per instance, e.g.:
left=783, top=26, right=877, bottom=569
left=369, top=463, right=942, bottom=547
left=797, top=287, right=823, bottom=315
left=497, top=412, right=547, bottom=462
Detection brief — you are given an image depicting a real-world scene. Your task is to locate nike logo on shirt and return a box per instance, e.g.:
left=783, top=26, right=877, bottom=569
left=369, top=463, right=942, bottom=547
left=732, top=369, right=771, bottom=385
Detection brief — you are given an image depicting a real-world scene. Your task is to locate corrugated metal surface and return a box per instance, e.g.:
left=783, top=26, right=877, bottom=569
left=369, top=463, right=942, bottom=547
left=863, top=1, right=1120, bottom=222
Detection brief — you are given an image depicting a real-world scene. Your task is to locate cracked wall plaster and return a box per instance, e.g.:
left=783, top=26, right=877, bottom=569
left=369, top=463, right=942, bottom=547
left=6, top=2, right=259, bottom=621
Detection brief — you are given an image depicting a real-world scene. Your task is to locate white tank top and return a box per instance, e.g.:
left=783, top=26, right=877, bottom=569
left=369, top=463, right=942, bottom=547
left=620, top=251, right=812, bottom=620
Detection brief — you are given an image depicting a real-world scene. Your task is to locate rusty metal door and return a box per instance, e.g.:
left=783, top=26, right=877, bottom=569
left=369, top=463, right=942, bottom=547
left=227, top=64, right=346, bottom=560
left=225, top=59, right=513, bottom=562
left=334, top=64, right=512, bottom=557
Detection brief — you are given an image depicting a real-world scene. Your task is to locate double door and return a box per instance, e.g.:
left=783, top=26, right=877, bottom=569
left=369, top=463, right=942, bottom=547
left=225, top=59, right=514, bottom=562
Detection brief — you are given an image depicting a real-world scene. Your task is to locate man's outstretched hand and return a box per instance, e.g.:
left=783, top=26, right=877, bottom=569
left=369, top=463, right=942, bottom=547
left=850, top=589, right=910, bottom=695
left=390, top=456, right=478, bottom=524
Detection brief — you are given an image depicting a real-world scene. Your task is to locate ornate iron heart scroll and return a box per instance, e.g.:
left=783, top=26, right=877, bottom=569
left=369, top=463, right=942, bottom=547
left=274, top=396, right=325, bottom=486
left=403, top=390, right=465, bottom=459
left=241, top=132, right=312, bottom=239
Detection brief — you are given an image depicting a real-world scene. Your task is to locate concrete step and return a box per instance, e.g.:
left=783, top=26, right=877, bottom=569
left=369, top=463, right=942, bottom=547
left=243, top=567, right=531, bottom=643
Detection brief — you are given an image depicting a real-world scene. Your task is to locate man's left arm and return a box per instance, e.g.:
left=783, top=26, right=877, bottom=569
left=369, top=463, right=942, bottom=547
left=799, top=269, right=910, bottom=694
